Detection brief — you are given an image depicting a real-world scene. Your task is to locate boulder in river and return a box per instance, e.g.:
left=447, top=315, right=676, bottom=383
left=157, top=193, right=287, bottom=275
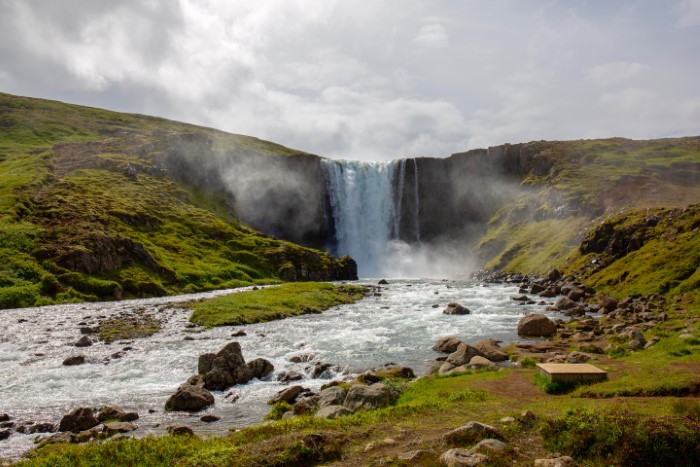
left=74, top=336, right=93, bottom=347
left=247, top=358, right=274, bottom=379
left=165, top=379, right=215, bottom=412
left=198, top=342, right=253, bottom=391
left=104, top=421, right=138, bottom=434
left=517, top=313, right=557, bottom=337
left=443, top=302, right=470, bottom=315
left=432, top=336, right=464, bottom=353
left=97, top=405, right=139, bottom=422
left=58, top=407, right=100, bottom=433
left=0, top=429, right=10, bottom=441
left=62, top=355, right=86, bottom=367
left=277, top=370, right=304, bottom=383
left=268, top=385, right=305, bottom=404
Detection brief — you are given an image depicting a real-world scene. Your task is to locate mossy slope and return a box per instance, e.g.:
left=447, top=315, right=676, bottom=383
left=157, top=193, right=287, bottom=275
left=0, top=92, right=354, bottom=308
left=477, top=137, right=700, bottom=296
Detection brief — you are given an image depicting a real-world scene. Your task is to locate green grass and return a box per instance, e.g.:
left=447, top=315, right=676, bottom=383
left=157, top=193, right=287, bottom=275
left=188, top=282, right=366, bottom=327
left=0, top=92, right=354, bottom=308
left=97, top=315, right=161, bottom=343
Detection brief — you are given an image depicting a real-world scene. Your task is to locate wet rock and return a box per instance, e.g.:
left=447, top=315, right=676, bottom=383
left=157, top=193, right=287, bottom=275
left=288, top=352, right=315, bottom=363
left=62, top=354, right=86, bottom=366
left=534, top=456, right=574, bottom=466
left=545, top=268, right=562, bottom=282
left=315, top=405, right=353, bottom=419
left=247, top=358, right=274, bottom=379
left=442, top=421, right=503, bottom=446
left=554, top=297, right=576, bottom=310
left=378, top=279, right=389, bottom=285
left=268, top=385, right=305, bottom=404
left=312, top=362, right=339, bottom=378
left=538, top=288, right=557, bottom=298
left=472, top=339, right=508, bottom=362
left=167, top=424, right=194, bottom=436
left=446, top=343, right=487, bottom=366
left=318, top=386, right=347, bottom=408
left=0, top=414, right=9, bottom=422
left=343, top=383, right=393, bottom=411
left=444, top=303, right=470, bottom=315
left=440, top=448, right=489, bottom=466
left=0, top=429, right=10, bottom=441
left=231, top=330, right=247, bottom=337
left=198, top=342, right=253, bottom=391
left=74, top=336, right=93, bottom=347
left=433, top=336, right=464, bottom=353
left=104, top=421, right=137, bottom=434
left=97, top=405, right=139, bottom=422
left=511, top=295, right=529, bottom=301
left=59, top=407, right=100, bottom=433
left=165, top=381, right=215, bottom=412
left=200, top=414, right=220, bottom=423
left=517, top=314, right=557, bottom=337
left=277, top=371, right=304, bottom=382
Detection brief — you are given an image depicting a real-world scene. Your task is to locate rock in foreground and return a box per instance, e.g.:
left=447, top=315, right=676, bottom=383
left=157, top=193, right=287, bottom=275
left=517, top=313, right=557, bottom=337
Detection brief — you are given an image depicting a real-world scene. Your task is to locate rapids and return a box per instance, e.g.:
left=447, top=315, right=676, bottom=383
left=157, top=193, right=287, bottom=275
left=0, top=279, right=553, bottom=459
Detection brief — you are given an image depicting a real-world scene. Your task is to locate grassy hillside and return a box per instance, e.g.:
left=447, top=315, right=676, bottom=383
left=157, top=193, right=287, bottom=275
left=477, top=137, right=700, bottom=296
left=0, top=92, right=353, bottom=309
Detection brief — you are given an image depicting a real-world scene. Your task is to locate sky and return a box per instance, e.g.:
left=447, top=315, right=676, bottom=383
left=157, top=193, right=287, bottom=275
left=1, top=0, right=699, bottom=161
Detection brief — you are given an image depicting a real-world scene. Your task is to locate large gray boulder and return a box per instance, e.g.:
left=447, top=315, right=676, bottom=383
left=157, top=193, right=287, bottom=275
left=318, top=386, right=347, bottom=408
left=517, top=314, right=557, bottom=337
left=198, top=342, right=253, bottom=391
left=58, top=408, right=100, bottom=433
left=343, top=383, right=393, bottom=411
left=432, top=336, right=464, bottom=353
left=165, top=380, right=215, bottom=412
left=445, top=343, right=487, bottom=366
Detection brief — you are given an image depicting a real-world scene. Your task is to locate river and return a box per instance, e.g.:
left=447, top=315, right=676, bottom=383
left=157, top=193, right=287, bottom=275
left=0, top=278, right=553, bottom=459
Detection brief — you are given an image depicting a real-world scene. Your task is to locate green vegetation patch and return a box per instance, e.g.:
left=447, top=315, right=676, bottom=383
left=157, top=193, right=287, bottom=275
left=540, top=408, right=699, bottom=466
left=97, top=314, right=161, bottom=343
left=188, top=282, right=367, bottom=327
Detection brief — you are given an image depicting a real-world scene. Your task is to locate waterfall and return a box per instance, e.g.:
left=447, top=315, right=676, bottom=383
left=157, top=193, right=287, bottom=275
left=323, top=159, right=401, bottom=277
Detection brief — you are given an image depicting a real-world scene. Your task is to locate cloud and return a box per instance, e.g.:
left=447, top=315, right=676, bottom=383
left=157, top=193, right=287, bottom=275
left=413, top=20, right=450, bottom=48
left=675, top=0, right=700, bottom=27
left=0, top=1, right=698, bottom=160
left=587, top=62, right=650, bottom=87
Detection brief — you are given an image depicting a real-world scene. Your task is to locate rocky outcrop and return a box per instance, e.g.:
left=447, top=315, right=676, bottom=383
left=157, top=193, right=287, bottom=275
left=445, top=343, right=487, bottom=367
left=433, top=336, right=464, bottom=353
left=442, top=421, right=503, bottom=446
left=58, top=408, right=100, bottom=433
left=443, top=303, right=470, bottom=315
left=198, top=342, right=253, bottom=391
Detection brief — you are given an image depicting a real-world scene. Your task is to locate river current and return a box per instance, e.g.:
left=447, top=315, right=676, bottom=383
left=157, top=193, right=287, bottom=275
left=0, top=279, right=552, bottom=459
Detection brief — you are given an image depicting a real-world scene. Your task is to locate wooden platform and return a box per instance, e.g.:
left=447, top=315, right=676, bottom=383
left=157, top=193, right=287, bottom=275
left=536, top=363, right=608, bottom=384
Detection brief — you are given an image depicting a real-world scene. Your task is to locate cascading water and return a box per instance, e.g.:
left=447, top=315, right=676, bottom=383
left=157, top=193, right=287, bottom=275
left=323, top=160, right=398, bottom=277
left=322, top=158, right=423, bottom=278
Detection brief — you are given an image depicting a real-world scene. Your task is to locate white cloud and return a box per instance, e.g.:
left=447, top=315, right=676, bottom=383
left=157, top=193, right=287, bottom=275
left=413, top=21, right=450, bottom=48
left=675, top=0, right=700, bottom=27
left=587, top=62, right=650, bottom=87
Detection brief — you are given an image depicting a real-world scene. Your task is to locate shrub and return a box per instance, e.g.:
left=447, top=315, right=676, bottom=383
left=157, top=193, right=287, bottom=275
left=540, top=408, right=700, bottom=466
left=0, top=284, right=39, bottom=308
